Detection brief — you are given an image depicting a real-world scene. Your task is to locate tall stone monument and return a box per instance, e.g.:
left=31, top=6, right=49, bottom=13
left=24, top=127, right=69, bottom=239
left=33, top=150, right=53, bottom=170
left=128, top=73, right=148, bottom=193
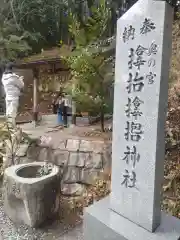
left=84, top=0, right=180, bottom=239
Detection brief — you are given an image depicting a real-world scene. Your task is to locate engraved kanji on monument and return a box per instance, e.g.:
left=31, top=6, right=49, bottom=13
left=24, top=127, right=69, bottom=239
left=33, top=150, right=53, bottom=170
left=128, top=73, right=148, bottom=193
left=111, top=0, right=173, bottom=232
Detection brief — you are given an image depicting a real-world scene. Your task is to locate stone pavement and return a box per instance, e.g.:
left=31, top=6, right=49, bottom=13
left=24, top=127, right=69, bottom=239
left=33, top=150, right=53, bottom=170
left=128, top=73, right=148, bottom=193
left=19, top=114, right=112, bottom=141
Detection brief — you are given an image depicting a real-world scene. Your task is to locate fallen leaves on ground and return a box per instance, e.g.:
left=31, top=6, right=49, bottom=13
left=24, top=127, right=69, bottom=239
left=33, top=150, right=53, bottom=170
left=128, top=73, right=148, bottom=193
left=58, top=173, right=111, bottom=222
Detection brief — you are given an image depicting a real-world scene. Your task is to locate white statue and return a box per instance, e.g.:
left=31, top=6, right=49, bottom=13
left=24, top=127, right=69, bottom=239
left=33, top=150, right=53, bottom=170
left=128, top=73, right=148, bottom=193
left=1, top=63, right=24, bottom=125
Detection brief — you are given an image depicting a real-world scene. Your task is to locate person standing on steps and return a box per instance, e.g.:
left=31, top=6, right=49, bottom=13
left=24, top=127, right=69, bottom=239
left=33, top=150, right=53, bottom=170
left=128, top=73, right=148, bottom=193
left=52, top=93, right=58, bottom=115
left=56, top=93, right=64, bottom=126
left=62, top=93, right=69, bottom=128
left=1, top=62, right=24, bottom=126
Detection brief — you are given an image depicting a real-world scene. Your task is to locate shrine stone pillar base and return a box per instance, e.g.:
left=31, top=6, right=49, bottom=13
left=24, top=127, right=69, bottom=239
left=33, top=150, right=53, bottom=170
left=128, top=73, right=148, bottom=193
left=84, top=197, right=180, bottom=240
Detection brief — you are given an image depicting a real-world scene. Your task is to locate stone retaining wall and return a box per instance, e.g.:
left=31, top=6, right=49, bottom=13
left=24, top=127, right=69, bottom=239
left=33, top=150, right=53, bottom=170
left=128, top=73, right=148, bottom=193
left=15, top=138, right=112, bottom=196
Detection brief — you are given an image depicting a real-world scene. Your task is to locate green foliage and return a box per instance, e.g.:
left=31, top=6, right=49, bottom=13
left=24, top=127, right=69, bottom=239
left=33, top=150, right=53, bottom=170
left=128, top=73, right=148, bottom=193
left=68, top=0, right=111, bottom=47
left=63, top=0, right=114, bottom=130
left=0, top=33, right=31, bottom=63
left=7, top=0, right=68, bottom=50
left=0, top=0, right=119, bottom=62
left=0, top=2, right=31, bottom=62
left=0, top=0, right=69, bottom=61
left=37, top=163, right=53, bottom=177
left=0, top=120, right=32, bottom=165
left=65, top=49, right=114, bottom=111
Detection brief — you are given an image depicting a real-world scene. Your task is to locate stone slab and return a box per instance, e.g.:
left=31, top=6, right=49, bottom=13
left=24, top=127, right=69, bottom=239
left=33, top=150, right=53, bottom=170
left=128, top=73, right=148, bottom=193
left=84, top=197, right=180, bottom=240
left=63, top=167, right=80, bottom=183
left=66, top=139, right=80, bottom=151
left=69, top=152, right=85, bottom=167
left=111, top=0, right=173, bottom=232
left=80, top=169, right=99, bottom=185
left=61, top=183, right=85, bottom=196
left=52, top=149, right=69, bottom=166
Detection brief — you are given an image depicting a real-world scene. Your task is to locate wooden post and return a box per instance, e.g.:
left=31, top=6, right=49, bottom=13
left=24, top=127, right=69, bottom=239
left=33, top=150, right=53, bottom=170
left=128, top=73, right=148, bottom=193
left=32, top=68, right=39, bottom=126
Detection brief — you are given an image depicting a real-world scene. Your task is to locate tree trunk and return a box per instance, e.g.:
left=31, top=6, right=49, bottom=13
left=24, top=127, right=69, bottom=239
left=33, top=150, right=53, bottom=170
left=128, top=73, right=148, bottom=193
left=71, top=100, right=76, bottom=125
left=72, top=115, right=76, bottom=125
left=100, top=110, right=105, bottom=132
left=33, top=68, right=39, bottom=127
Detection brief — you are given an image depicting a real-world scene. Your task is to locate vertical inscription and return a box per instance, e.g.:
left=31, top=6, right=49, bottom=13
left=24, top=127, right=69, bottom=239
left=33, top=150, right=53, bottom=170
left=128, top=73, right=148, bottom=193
left=121, top=19, right=157, bottom=188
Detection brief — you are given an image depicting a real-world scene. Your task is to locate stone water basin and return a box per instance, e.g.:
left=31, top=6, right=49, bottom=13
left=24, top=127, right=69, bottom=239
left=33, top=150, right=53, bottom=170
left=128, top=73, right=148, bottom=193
left=3, top=162, right=60, bottom=227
